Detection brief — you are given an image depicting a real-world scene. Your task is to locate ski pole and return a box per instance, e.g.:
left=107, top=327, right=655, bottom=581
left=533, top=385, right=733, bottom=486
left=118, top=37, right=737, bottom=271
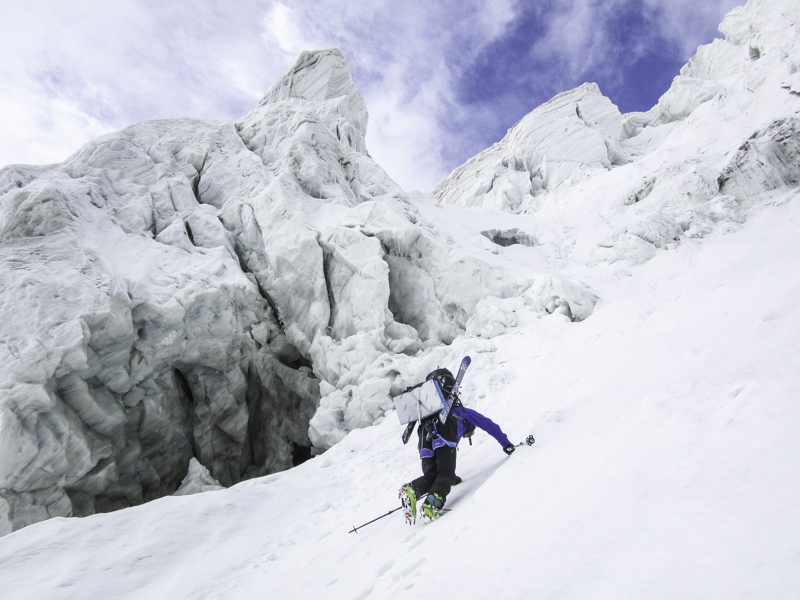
left=349, top=506, right=403, bottom=534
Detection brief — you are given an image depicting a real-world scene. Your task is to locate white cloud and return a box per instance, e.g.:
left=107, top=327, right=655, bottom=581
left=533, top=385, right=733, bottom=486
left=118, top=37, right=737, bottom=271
left=263, top=3, right=321, bottom=58
left=528, top=1, right=618, bottom=81
left=364, top=62, right=454, bottom=193
left=0, top=82, right=113, bottom=167
left=0, top=0, right=291, bottom=152
left=0, top=0, right=743, bottom=192
left=644, top=0, right=744, bottom=58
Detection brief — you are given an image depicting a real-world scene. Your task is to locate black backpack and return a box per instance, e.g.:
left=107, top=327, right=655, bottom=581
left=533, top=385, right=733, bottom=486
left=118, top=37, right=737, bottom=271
left=426, top=368, right=462, bottom=407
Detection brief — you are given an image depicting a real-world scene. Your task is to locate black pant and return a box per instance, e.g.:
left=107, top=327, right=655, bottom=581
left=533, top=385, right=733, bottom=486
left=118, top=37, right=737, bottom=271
left=411, top=445, right=457, bottom=503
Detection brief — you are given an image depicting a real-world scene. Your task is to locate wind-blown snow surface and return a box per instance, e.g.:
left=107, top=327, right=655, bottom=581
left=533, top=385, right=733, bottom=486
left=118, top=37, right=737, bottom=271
left=1, top=0, right=800, bottom=595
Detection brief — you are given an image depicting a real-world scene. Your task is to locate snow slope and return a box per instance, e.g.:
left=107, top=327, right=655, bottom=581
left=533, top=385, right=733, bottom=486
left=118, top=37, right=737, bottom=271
left=0, top=187, right=797, bottom=599
left=1, top=0, right=800, bottom=596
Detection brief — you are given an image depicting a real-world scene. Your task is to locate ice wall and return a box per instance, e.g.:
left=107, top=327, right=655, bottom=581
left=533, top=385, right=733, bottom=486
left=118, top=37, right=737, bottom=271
left=0, top=49, right=520, bottom=534
left=434, top=83, right=625, bottom=211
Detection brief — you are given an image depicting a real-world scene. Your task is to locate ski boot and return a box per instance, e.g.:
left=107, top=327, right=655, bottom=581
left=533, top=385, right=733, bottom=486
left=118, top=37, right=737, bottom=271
left=421, top=493, right=445, bottom=521
left=399, top=484, right=417, bottom=525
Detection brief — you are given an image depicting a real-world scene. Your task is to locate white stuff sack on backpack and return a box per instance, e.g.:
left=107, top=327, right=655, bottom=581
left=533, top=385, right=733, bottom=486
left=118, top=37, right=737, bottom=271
left=392, top=379, right=448, bottom=424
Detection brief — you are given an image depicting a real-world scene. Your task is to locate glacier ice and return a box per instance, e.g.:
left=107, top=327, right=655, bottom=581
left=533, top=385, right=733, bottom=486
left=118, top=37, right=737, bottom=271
left=174, top=458, right=223, bottom=496
left=523, top=276, right=598, bottom=323
left=718, top=117, right=800, bottom=198
left=0, top=48, right=525, bottom=533
left=434, top=82, right=625, bottom=212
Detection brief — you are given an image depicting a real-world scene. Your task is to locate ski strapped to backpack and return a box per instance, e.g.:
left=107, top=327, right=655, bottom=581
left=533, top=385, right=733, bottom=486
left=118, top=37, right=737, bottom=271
left=438, top=356, right=470, bottom=423
left=401, top=420, right=417, bottom=445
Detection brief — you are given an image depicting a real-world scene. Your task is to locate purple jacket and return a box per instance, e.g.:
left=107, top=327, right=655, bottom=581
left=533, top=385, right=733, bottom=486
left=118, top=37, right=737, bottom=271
left=449, top=406, right=511, bottom=448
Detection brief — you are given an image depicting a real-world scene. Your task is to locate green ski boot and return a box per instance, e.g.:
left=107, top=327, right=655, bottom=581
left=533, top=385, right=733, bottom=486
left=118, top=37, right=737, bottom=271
left=421, top=493, right=445, bottom=521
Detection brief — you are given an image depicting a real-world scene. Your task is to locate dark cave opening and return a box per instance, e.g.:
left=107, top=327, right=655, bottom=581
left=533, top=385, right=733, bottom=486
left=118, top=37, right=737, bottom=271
left=481, top=228, right=537, bottom=247
left=292, top=443, right=313, bottom=466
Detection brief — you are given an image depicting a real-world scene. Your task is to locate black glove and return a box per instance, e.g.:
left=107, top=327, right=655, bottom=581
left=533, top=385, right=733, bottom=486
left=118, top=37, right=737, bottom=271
left=503, top=444, right=516, bottom=455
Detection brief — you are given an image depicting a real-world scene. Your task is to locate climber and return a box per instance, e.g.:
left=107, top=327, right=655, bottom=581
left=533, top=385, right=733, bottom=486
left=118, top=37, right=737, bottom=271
left=399, top=367, right=515, bottom=523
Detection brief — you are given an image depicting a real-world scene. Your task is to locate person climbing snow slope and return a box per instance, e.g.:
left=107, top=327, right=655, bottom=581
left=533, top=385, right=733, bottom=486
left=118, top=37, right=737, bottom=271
left=400, top=367, right=515, bottom=523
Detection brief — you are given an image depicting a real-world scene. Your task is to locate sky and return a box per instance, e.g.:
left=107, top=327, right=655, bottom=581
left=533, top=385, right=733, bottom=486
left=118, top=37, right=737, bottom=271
left=0, top=0, right=743, bottom=192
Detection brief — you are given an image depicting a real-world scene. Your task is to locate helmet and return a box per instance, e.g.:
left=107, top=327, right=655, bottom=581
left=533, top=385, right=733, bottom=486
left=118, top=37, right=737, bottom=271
left=425, top=368, right=457, bottom=397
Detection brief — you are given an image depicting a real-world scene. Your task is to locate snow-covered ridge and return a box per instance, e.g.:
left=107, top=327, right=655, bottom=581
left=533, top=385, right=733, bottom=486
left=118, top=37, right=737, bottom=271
left=434, top=0, right=800, bottom=266
left=256, top=48, right=369, bottom=153
left=434, top=83, right=625, bottom=211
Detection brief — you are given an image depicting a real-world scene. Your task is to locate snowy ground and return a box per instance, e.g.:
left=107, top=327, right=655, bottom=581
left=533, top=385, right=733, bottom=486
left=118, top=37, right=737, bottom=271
left=1, top=187, right=798, bottom=599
